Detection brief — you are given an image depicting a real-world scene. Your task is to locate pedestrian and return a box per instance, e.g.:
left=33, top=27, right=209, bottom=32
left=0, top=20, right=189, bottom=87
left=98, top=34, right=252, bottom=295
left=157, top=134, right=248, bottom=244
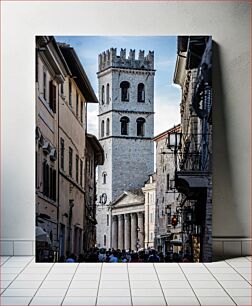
left=148, top=249, right=160, bottom=262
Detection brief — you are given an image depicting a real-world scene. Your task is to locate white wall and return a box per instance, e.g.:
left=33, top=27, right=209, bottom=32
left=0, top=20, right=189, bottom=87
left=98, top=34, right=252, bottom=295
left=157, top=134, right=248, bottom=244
left=1, top=1, right=250, bottom=257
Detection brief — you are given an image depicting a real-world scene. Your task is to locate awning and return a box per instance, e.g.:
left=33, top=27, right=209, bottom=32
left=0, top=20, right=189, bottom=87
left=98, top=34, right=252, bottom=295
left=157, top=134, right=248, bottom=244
left=36, top=226, right=51, bottom=245
left=175, top=171, right=210, bottom=197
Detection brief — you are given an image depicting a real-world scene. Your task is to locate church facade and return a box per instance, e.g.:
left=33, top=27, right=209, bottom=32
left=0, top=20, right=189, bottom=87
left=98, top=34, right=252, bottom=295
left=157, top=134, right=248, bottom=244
left=96, top=48, right=155, bottom=249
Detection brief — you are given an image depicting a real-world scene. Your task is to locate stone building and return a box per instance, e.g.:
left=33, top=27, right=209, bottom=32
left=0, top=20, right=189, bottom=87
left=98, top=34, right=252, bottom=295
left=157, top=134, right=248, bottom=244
left=142, top=174, right=156, bottom=248
left=35, top=36, right=99, bottom=260
left=153, top=126, right=182, bottom=255
left=83, top=134, right=104, bottom=251
left=110, top=190, right=145, bottom=251
left=36, top=36, right=68, bottom=258
left=57, top=43, right=98, bottom=258
left=173, top=36, right=212, bottom=262
left=96, top=48, right=155, bottom=248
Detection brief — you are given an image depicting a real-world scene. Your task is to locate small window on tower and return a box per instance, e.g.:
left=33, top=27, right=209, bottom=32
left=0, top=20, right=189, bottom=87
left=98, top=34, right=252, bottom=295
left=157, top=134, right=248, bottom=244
left=101, top=85, right=105, bottom=104
left=106, top=83, right=110, bottom=104
left=106, top=118, right=110, bottom=136
left=136, top=117, right=146, bottom=136
left=120, top=81, right=130, bottom=102
left=102, top=172, right=107, bottom=184
left=137, top=83, right=145, bottom=102
left=101, top=120, right=105, bottom=138
left=120, top=116, right=130, bottom=135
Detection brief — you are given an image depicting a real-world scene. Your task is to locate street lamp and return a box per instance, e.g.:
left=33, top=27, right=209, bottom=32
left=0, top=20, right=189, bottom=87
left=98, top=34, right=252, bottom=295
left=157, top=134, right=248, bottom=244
left=166, top=130, right=182, bottom=173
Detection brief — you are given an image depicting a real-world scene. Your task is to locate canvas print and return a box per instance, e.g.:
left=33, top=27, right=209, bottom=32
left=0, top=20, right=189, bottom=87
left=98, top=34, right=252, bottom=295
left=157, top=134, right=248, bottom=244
left=35, top=36, right=212, bottom=263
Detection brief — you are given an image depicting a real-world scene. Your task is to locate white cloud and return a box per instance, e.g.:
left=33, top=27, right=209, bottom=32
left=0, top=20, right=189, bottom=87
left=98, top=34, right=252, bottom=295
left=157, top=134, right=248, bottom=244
left=87, top=103, right=99, bottom=137
left=154, top=97, right=181, bottom=136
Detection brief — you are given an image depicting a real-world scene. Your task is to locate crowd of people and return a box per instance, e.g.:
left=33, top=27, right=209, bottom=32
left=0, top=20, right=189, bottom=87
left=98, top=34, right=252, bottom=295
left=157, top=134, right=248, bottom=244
left=60, top=247, right=192, bottom=263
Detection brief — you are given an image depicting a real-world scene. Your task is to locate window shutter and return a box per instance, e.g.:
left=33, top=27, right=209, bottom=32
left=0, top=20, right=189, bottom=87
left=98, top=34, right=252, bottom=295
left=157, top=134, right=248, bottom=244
left=53, top=169, right=56, bottom=201
left=43, top=160, right=46, bottom=195
left=49, top=80, right=53, bottom=110
left=53, top=84, right=56, bottom=113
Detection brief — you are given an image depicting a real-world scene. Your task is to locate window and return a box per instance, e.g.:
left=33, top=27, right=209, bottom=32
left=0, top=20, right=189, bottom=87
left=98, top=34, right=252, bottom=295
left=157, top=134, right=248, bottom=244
left=101, top=85, right=105, bottom=104
left=80, top=101, right=83, bottom=123
left=120, top=81, right=130, bottom=101
left=43, top=161, right=49, bottom=197
left=49, top=168, right=56, bottom=201
left=60, top=138, right=65, bottom=170
left=102, top=172, right=107, bottom=184
left=42, top=161, right=56, bottom=201
left=120, top=116, right=130, bottom=135
left=104, top=235, right=106, bottom=246
left=101, top=120, right=105, bottom=137
left=49, top=80, right=56, bottom=113
left=60, top=83, right=64, bottom=95
left=107, top=215, right=109, bottom=226
left=106, top=83, right=110, bottom=104
left=43, top=70, right=47, bottom=100
left=69, top=147, right=73, bottom=177
left=106, top=118, right=110, bottom=136
left=76, top=93, right=79, bottom=118
left=150, top=232, right=153, bottom=240
left=137, top=83, right=145, bottom=102
left=150, top=213, right=153, bottom=223
left=166, top=174, right=170, bottom=191
left=80, top=160, right=83, bottom=187
left=69, top=79, right=72, bottom=106
left=76, top=155, right=79, bottom=183
left=136, top=117, right=145, bottom=136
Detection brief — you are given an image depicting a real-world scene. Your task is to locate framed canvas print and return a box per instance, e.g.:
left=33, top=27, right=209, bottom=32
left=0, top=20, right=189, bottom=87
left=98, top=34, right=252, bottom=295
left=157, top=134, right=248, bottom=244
left=35, top=35, right=212, bottom=263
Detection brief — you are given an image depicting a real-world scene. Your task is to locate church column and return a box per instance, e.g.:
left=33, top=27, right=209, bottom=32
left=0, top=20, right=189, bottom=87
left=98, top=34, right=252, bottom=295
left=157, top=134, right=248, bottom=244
left=124, top=214, right=131, bottom=250
left=131, top=213, right=137, bottom=250
left=137, top=212, right=144, bottom=249
left=118, top=214, right=124, bottom=250
left=112, top=215, right=118, bottom=249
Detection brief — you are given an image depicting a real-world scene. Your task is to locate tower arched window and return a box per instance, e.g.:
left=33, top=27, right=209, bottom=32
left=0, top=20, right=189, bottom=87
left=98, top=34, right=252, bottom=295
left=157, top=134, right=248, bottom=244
left=106, top=118, right=110, bottom=136
left=101, top=120, right=105, bottom=138
left=136, top=117, right=146, bottom=136
left=102, top=172, right=107, bottom=184
left=120, top=81, right=130, bottom=102
left=120, top=116, right=130, bottom=135
left=101, top=85, right=105, bottom=104
left=106, top=83, right=110, bottom=104
left=138, top=83, right=145, bottom=102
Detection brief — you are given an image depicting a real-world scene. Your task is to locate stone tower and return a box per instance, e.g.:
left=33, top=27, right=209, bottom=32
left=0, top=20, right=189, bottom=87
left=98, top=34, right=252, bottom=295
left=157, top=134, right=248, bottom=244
left=96, top=48, right=155, bottom=248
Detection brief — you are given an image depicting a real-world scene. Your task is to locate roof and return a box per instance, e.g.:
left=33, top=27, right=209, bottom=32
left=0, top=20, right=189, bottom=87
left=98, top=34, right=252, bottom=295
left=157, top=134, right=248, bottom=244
left=153, top=124, right=181, bottom=142
left=111, top=189, right=144, bottom=207
left=86, top=133, right=104, bottom=165
left=58, top=42, right=98, bottom=103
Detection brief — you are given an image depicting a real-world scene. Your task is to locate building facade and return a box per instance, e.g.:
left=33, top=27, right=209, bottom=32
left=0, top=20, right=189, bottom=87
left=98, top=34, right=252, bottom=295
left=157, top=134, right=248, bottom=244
left=173, top=36, right=212, bottom=262
left=57, top=43, right=98, bottom=258
left=110, top=190, right=145, bottom=251
left=84, top=134, right=104, bottom=251
left=142, top=174, right=156, bottom=249
left=36, top=36, right=68, bottom=260
left=96, top=48, right=155, bottom=248
left=36, top=37, right=99, bottom=261
left=153, top=126, right=182, bottom=255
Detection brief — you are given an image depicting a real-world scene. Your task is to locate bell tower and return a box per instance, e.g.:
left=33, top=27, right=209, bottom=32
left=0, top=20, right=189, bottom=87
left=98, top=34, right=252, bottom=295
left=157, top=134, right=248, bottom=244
left=96, top=48, right=155, bottom=248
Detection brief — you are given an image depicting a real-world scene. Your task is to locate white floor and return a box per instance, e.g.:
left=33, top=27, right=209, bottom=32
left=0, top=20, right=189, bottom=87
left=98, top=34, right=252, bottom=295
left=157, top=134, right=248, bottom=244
left=0, top=256, right=251, bottom=305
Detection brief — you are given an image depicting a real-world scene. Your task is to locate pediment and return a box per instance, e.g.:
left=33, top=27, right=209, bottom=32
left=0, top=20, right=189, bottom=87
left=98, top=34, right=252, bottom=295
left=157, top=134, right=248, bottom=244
left=112, top=189, right=144, bottom=209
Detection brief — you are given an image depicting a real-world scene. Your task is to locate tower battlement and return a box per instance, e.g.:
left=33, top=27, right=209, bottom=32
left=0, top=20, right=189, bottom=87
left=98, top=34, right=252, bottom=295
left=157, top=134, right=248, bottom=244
left=98, top=48, right=154, bottom=72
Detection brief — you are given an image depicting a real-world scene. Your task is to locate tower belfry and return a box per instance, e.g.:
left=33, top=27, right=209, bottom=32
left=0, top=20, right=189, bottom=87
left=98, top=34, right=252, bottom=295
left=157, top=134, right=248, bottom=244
left=96, top=48, right=155, bottom=248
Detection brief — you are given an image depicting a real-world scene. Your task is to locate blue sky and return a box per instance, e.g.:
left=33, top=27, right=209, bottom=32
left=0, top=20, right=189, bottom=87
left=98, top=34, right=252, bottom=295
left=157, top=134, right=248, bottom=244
left=56, top=36, right=181, bottom=136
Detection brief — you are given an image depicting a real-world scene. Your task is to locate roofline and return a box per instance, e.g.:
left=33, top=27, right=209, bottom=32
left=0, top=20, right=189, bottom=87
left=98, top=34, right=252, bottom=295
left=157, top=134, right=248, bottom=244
left=58, top=43, right=98, bottom=103
left=86, top=133, right=104, bottom=165
left=153, top=124, right=181, bottom=142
